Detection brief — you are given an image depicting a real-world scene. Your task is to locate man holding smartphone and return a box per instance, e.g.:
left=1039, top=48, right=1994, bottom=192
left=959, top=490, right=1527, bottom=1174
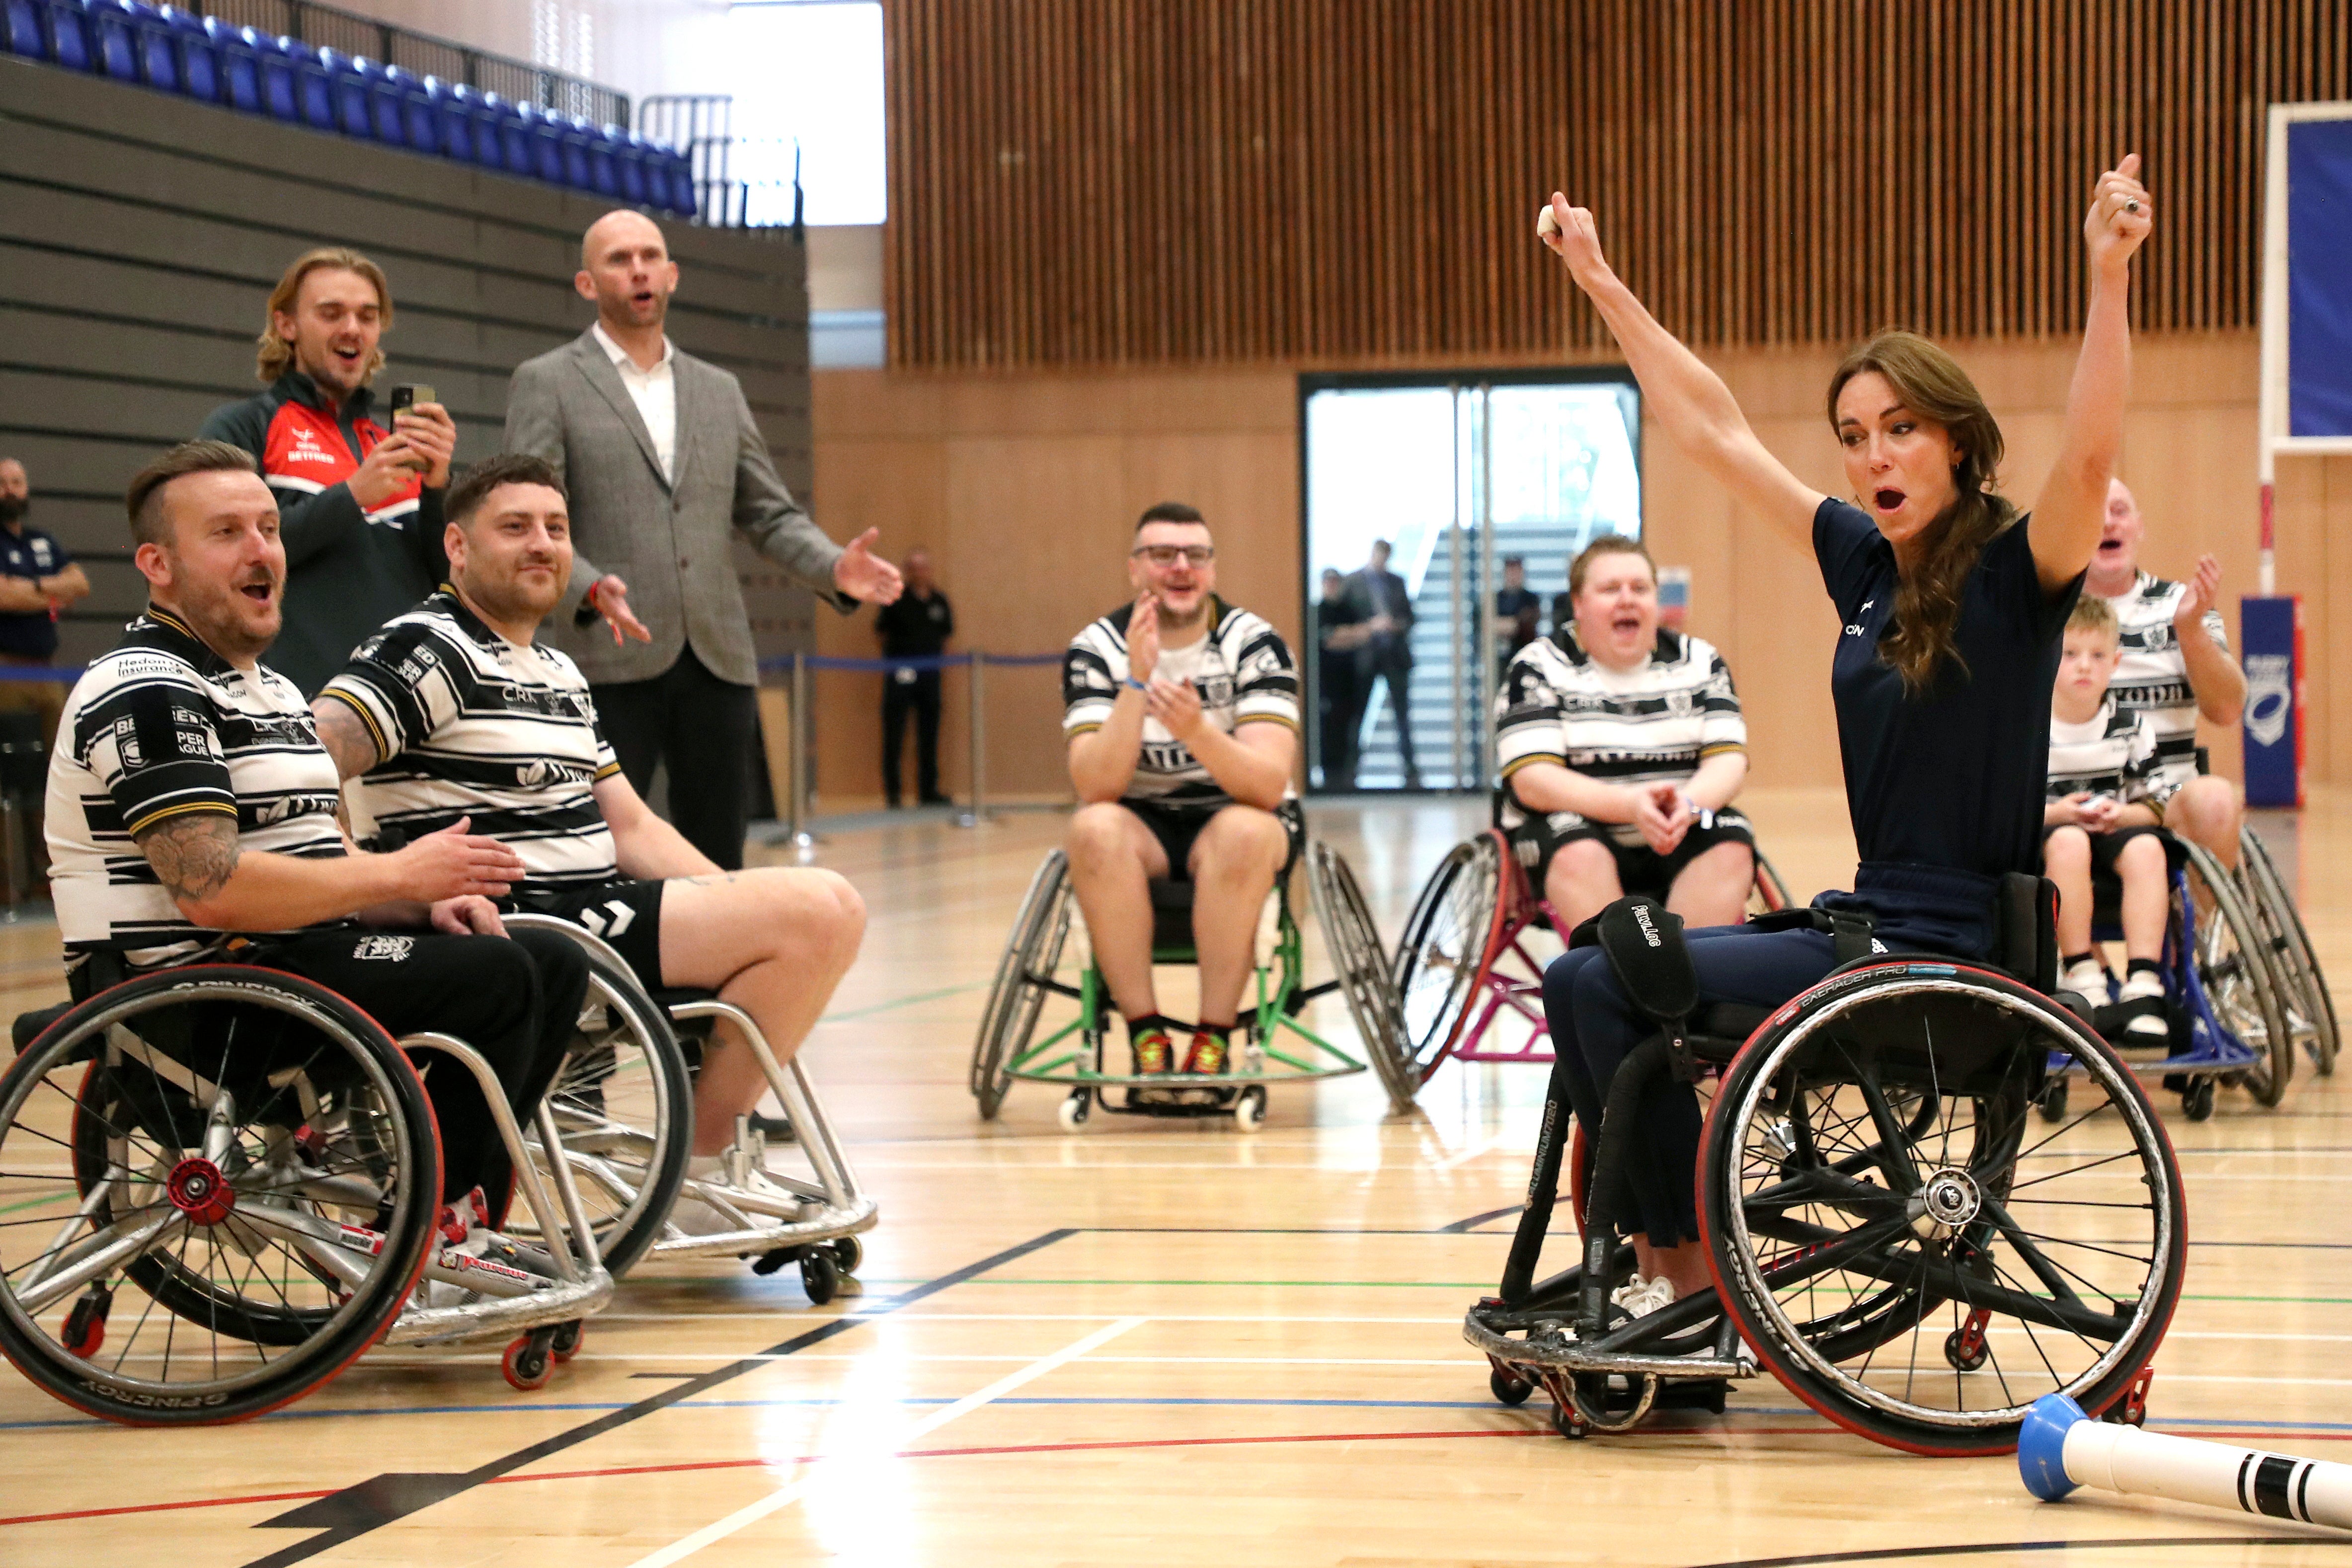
left=197, top=247, right=457, bottom=695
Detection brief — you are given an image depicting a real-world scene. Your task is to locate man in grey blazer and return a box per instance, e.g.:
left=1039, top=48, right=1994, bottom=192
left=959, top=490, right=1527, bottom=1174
left=505, top=210, right=902, bottom=867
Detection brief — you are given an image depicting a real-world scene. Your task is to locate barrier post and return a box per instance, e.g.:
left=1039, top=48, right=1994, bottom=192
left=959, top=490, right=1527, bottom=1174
left=786, top=651, right=821, bottom=856
left=956, top=651, right=990, bottom=828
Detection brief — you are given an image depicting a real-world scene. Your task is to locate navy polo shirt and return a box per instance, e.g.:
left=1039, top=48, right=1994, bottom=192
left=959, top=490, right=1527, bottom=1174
left=1814, top=497, right=2082, bottom=952
left=0, top=526, right=68, bottom=659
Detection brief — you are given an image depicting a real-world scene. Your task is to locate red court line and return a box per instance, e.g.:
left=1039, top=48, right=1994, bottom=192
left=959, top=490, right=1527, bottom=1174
left=16, top=1421, right=2344, bottom=1529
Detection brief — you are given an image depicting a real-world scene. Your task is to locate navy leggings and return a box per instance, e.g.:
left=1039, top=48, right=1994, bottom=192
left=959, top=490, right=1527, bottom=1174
left=1540, top=925, right=1841, bottom=1247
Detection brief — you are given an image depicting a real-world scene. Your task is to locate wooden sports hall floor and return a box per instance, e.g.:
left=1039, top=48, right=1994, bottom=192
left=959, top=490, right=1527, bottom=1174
left=2, top=788, right=2348, bottom=1567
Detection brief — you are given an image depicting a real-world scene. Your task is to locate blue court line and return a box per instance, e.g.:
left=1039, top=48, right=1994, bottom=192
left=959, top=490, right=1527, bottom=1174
left=10, top=1394, right=2352, bottom=1437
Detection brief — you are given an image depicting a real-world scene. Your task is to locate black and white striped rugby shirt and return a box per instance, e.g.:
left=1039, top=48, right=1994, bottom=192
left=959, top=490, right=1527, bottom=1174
left=319, top=589, right=621, bottom=887
left=46, top=607, right=350, bottom=973
left=1493, top=626, right=1746, bottom=844
left=2102, top=570, right=2229, bottom=790
left=2046, top=696, right=2168, bottom=810
left=1061, top=597, right=1299, bottom=813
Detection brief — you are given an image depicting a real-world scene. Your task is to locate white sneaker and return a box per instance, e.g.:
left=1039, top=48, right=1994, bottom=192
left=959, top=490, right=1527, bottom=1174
left=1610, top=1274, right=1676, bottom=1318
left=2060, top=958, right=2107, bottom=1000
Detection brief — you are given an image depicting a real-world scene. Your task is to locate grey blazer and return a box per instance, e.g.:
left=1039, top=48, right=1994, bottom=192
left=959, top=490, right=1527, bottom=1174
left=503, top=329, right=852, bottom=687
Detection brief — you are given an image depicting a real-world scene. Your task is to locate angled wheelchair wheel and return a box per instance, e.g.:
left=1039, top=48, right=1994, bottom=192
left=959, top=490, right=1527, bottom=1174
left=1308, top=842, right=1411, bottom=1112
left=1699, top=962, right=2185, bottom=1456
left=2239, top=827, right=2336, bottom=1077
left=1390, top=833, right=1504, bottom=1090
left=2180, top=841, right=2294, bottom=1106
left=0, top=967, right=442, bottom=1425
left=508, top=917, right=695, bottom=1278
left=1749, top=851, right=1795, bottom=915
left=971, top=850, right=1076, bottom=1118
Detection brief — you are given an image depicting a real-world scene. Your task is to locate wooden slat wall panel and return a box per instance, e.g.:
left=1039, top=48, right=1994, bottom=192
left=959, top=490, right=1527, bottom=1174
left=885, top=0, right=2352, bottom=369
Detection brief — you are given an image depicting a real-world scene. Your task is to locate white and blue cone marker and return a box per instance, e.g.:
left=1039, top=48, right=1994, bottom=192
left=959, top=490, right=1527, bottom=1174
left=2020, top=1393, right=2351, bottom=1531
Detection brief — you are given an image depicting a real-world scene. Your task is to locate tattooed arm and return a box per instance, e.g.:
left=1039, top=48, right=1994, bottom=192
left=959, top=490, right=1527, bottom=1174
left=311, top=696, right=384, bottom=783
left=134, top=811, right=528, bottom=930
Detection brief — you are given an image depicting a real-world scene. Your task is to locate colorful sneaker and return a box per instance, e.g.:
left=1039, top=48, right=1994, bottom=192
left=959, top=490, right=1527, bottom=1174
left=1181, top=1031, right=1229, bottom=1075
left=1129, top=1025, right=1174, bottom=1077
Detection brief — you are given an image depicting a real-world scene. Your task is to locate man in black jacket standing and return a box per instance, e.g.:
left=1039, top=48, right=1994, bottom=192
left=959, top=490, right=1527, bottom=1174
left=197, top=248, right=456, bottom=696
left=876, top=548, right=953, bottom=808
left=1348, top=539, right=1420, bottom=788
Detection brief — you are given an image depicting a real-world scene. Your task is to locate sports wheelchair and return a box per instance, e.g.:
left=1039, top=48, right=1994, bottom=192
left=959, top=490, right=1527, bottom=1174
left=2236, top=825, right=2337, bottom=1079
left=1374, top=820, right=1792, bottom=1110
left=2037, top=833, right=2297, bottom=1123
left=968, top=838, right=1396, bottom=1131
left=1465, top=879, right=2186, bottom=1455
left=0, top=962, right=614, bottom=1425
left=502, top=915, right=877, bottom=1305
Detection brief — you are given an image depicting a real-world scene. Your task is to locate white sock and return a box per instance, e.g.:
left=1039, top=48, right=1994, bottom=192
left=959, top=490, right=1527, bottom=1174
left=2118, top=967, right=2166, bottom=1003
left=2062, top=958, right=2105, bottom=994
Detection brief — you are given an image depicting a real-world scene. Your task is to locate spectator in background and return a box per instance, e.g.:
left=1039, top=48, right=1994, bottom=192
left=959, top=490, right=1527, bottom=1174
left=876, top=548, right=953, bottom=809
left=0, top=458, right=91, bottom=750
left=505, top=210, right=903, bottom=869
left=1315, top=567, right=1368, bottom=790
left=198, top=248, right=457, bottom=696
left=1348, top=539, right=1420, bottom=788
left=1493, top=553, right=1540, bottom=679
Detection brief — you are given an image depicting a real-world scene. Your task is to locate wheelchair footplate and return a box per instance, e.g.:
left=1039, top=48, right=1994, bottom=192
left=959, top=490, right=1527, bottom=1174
left=1465, top=1281, right=1758, bottom=1440
left=644, top=1114, right=878, bottom=1305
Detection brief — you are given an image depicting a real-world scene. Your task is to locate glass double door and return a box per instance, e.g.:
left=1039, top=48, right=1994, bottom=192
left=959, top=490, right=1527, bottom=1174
left=1301, top=372, right=1643, bottom=792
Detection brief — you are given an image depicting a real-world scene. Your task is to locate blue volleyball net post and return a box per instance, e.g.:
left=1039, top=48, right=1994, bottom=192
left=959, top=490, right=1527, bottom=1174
left=2253, top=101, right=2352, bottom=807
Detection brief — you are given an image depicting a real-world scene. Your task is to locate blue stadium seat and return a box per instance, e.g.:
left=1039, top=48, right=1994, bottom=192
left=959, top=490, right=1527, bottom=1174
left=469, top=89, right=511, bottom=169
left=611, top=125, right=647, bottom=206
left=583, top=120, right=620, bottom=197
left=495, top=95, right=535, bottom=175
left=667, top=151, right=698, bottom=218
left=318, top=47, right=370, bottom=137
left=434, top=80, right=477, bottom=161
left=85, top=0, right=136, bottom=82
left=283, top=39, right=334, bottom=130
left=161, top=7, right=217, bottom=101
left=399, top=71, right=441, bottom=154
left=518, top=102, right=565, bottom=184
left=39, top=0, right=91, bottom=72
left=558, top=114, right=592, bottom=190
left=249, top=28, right=297, bottom=121
left=213, top=18, right=259, bottom=111
left=124, top=0, right=173, bottom=89
left=4, top=0, right=46, bottom=58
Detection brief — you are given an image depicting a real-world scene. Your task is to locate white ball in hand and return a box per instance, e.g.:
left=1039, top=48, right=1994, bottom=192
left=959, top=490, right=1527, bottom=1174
left=1536, top=204, right=1562, bottom=241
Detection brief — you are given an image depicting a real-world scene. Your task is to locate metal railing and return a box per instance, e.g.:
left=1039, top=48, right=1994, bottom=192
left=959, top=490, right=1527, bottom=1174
left=640, top=97, right=802, bottom=231
left=196, top=0, right=630, bottom=127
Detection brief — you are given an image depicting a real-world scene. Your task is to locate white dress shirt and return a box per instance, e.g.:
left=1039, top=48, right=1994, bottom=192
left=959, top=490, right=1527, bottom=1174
left=592, top=322, right=677, bottom=483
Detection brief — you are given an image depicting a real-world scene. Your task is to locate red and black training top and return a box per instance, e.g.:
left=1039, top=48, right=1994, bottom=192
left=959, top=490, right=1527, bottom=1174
left=198, top=371, right=448, bottom=696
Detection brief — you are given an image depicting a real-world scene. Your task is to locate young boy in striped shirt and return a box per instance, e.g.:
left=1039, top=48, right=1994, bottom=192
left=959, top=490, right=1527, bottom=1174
left=2044, top=594, right=2175, bottom=1045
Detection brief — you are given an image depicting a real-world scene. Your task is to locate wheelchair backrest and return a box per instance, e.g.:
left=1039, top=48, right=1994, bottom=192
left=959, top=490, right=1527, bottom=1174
left=1990, top=872, right=2059, bottom=994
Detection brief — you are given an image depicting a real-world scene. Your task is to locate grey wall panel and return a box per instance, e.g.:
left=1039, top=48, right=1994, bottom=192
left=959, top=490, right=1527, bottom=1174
left=0, top=55, right=815, bottom=672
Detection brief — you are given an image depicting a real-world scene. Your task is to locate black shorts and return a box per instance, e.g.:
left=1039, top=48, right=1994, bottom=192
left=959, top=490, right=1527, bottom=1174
left=1506, top=806, right=1755, bottom=901
left=2041, top=821, right=2173, bottom=878
left=509, top=878, right=668, bottom=990
left=1125, top=797, right=1306, bottom=883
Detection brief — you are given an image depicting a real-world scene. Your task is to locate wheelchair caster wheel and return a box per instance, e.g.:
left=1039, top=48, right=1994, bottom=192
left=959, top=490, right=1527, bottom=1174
left=2037, top=1079, right=2068, bottom=1123
left=832, top=1236, right=863, bottom=1275
left=1552, top=1401, right=1589, bottom=1440
left=549, top=1320, right=584, bottom=1364
left=2182, top=1077, right=2216, bottom=1121
left=1058, top=1093, right=1090, bottom=1132
left=1233, top=1087, right=1266, bottom=1133
left=800, top=1247, right=841, bottom=1305
left=63, top=1284, right=112, bottom=1359
left=1942, top=1328, right=1989, bottom=1372
left=1489, top=1367, right=1533, bottom=1407
left=751, top=1248, right=792, bottom=1276
left=503, top=1330, right=556, bottom=1392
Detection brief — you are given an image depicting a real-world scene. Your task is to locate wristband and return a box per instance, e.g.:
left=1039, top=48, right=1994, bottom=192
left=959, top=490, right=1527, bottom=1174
left=1125, top=678, right=1149, bottom=692
left=572, top=578, right=604, bottom=629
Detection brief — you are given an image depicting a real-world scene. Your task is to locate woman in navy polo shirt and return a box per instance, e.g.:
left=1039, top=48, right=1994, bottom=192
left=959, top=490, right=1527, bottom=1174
left=1533, top=156, right=2155, bottom=1316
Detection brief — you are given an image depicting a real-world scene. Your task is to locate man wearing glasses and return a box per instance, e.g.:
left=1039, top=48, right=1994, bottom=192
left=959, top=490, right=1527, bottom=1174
left=1061, top=502, right=1302, bottom=1083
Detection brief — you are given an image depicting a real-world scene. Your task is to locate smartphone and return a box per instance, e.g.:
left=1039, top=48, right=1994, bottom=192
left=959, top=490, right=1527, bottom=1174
left=388, top=384, right=435, bottom=418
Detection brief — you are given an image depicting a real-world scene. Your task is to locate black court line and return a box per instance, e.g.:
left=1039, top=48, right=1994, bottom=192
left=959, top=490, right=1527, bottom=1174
left=235, top=1228, right=1077, bottom=1568
left=1441, top=1205, right=1525, bottom=1232
left=1690, top=1534, right=2352, bottom=1566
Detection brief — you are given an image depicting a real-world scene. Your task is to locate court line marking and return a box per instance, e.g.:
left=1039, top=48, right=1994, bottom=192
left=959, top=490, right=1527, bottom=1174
left=1431, top=1132, right=1509, bottom=1171
left=618, top=1316, right=1146, bottom=1568
left=229, top=1226, right=1080, bottom=1568
left=1689, top=1534, right=2339, bottom=1567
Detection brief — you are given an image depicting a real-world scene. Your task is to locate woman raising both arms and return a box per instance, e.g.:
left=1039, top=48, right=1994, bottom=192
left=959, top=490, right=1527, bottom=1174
left=1534, top=156, right=2154, bottom=1317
